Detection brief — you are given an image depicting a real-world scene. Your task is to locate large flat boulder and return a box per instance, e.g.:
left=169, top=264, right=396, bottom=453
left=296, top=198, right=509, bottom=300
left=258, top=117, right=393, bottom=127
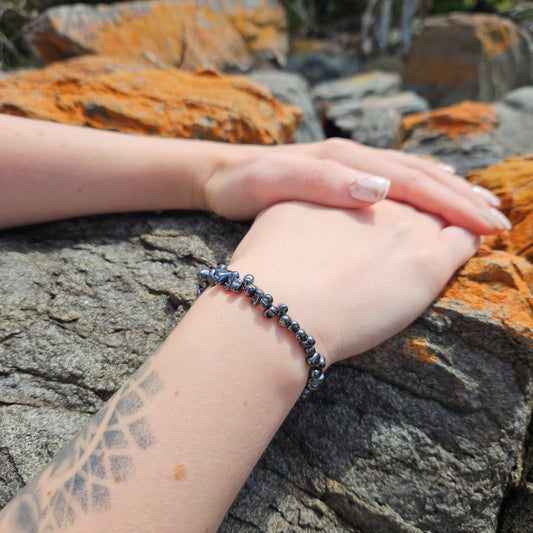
left=0, top=157, right=531, bottom=532
left=0, top=55, right=301, bottom=144
left=405, top=13, right=532, bottom=107
left=23, top=0, right=288, bottom=71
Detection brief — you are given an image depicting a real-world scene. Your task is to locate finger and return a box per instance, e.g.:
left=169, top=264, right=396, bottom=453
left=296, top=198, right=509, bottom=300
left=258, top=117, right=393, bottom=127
left=372, top=163, right=511, bottom=234
left=247, top=155, right=391, bottom=211
left=382, top=151, right=502, bottom=208
left=438, top=225, right=481, bottom=270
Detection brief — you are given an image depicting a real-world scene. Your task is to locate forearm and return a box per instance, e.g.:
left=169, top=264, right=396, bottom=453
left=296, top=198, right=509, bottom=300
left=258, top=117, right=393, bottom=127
left=0, top=286, right=307, bottom=532
left=0, top=115, right=225, bottom=229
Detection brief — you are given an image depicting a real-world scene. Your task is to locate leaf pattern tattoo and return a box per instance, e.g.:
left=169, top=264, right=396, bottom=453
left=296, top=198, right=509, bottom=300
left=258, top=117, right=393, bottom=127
left=0, top=360, right=163, bottom=533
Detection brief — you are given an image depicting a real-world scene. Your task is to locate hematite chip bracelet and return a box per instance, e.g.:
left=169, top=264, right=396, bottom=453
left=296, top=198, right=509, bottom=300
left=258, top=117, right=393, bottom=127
left=196, top=264, right=326, bottom=398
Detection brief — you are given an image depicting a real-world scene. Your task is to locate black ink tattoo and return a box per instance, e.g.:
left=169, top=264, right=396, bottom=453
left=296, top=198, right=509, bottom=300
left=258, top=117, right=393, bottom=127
left=0, top=362, right=163, bottom=532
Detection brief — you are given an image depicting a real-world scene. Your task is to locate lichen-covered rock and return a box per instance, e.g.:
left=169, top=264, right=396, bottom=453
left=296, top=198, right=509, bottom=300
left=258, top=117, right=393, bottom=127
left=405, top=13, right=532, bottom=106
left=24, top=0, right=288, bottom=70
left=0, top=55, right=301, bottom=144
left=399, top=98, right=533, bottom=176
left=0, top=160, right=531, bottom=532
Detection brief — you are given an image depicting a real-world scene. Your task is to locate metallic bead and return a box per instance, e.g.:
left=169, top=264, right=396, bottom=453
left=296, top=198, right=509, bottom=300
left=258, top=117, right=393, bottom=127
left=295, top=329, right=306, bottom=343
left=310, top=368, right=322, bottom=380
left=198, top=268, right=210, bottom=282
left=243, top=283, right=256, bottom=297
left=306, top=351, right=320, bottom=367
left=305, top=346, right=316, bottom=357
left=224, top=270, right=239, bottom=290
left=230, top=279, right=244, bottom=293
left=251, top=289, right=264, bottom=306
left=277, top=303, right=288, bottom=316
left=217, top=264, right=227, bottom=270
left=278, top=314, right=291, bottom=327
left=264, top=305, right=278, bottom=319
left=300, top=387, right=311, bottom=399
left=196, top=288, right=203, bottom=297
left=302, top=335, right=315, bottom=349
left=315, top=355, right=326, bottom=370
left=288, top=321, right=299, bottom=333
left=243, top=274, right=254, bottom=285
left=207, top=268, right=216, bottom=285
left=259, top=294, right=273, bottom=308
left=215, top=270, right=230, bottom=285
left=307, top=373, right=325, bottom=390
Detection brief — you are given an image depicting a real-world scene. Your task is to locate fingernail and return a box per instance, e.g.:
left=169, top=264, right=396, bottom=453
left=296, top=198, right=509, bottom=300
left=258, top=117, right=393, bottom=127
left=490, top=207, right=512, bottom=230
left=438, top=163, right=456, bottom=174
left=478, top=208, right=512, bottom=230
left=472, top=185, right=501, bottom=207
left=349, top=175, right=391, bottom=202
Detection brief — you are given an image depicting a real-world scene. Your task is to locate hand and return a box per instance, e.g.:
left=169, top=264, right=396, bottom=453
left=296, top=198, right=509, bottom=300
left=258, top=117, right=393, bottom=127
left=201, top=138, right=510, bottom=235
left=229, top=200, right=480, bottom=364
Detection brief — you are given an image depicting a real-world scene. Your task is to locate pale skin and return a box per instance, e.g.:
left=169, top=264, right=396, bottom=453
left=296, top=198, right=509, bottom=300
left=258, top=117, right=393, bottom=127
left=0, top=114, right=506, bottom=532
left=0, top=114, right=509, bottom=231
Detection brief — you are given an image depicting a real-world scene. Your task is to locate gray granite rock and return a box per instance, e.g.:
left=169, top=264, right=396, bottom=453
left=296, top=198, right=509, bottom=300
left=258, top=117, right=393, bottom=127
left=249, top=70, right=325, bottom=143
left=0, top=209, right=532, bottom=533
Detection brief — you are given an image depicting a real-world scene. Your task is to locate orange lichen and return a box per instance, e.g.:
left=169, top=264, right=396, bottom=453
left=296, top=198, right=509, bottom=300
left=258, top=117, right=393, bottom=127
left=466, top=156, right=533, bottom=262
left=29, top=0, right=287, bottom=69
left=0, top=55, right=301, bottom=144
left=402, top=334, right=437, bottom=362
left=401, top=101, right=498, bottom=141
left=474, top=15, right=519, bottom=58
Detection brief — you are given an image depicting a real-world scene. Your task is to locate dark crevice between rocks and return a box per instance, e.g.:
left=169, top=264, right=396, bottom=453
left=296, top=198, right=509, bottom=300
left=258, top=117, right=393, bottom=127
left=497, top=410, right=533, bottom=533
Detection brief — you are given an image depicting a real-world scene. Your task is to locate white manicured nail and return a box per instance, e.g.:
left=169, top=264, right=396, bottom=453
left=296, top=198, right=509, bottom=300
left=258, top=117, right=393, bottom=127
left=478, top=208, right=512, bottom=230
left=438, top=163, right=456, bottom=174
left=349, top=175, right=391, bottom=203
left=490, top=208, right=512, bottom=230
left=472, top=185, right=501, bottom=207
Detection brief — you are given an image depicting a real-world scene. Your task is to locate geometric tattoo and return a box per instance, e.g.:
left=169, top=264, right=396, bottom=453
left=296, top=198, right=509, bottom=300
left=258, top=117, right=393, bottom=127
left=1, top=360, right=163, bottom=533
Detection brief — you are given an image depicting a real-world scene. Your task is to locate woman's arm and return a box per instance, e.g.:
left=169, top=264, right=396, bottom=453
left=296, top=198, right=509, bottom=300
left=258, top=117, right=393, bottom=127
left=0, top=114, right=508, bottom=233
left=0, top=200, right=479, bottom=532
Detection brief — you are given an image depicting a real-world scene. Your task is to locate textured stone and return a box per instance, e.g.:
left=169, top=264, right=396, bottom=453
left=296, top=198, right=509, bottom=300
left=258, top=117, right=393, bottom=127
left=399, top=99, right=533, bottom=175
left=325, top=92, right=429, bottom=148
left=24, top=0, right=288, bottom=71
left=0, top=164, right=531, bottom=531
left=0, top=56, right=301, bottom=144
left=249, top=69, right=325, bottom=143
left=405, top=13, right=533, bottom=106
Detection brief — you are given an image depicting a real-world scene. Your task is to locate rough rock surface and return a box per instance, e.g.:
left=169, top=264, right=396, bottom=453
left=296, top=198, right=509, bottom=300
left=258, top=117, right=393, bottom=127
left=405, top=13, right=532, bottom=107
left=23, top=0, right=288, bottom=71
left=249, top=69, right=325, bottom=143
left=399, top=98, right=533, bottom=176
left=0, top=55, right=301, bottom=144
left=0, top=157, right=531, bottom=532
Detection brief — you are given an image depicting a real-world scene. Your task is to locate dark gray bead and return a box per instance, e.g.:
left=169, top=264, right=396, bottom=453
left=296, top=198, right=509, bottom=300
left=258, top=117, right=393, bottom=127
left=295, top=329, right=306, bottom=343
left=217, top=264, right=227, bottom=271
left=277, top=304, right=288, bottom=316
left=230, top=279, right=243, bottom=293
left=264, top=306, right=278, bottom=319
left=243, top=274, right=254, bottom=284
left=310, top=368, right=322, bottom=380
left=302, top=335, right=315, bottom=348
left=196, top=288, right=203, bottom=297
left=307, top=373, right=324, bottom=390
left=251, top=289, right=264, bottom=306
left=224, top=270, right=239, bottom=290
left=315, top=355, right=326, bottom=369
left=198, top=268, right=210, bottom=282
left=215, top=271, right=230, bottom=285
left=306, top=352, right=320, bottom=367
left=278, top=315, right=291, bottom=328
left=243, top=283, right=256, bottom=297
left=207, top=269, right=216, bottom=285
left=288, top=321, right=299, bottom=333
left=300, top=387, right=311, bottom=399
left=305, top=346, right=316, bottom=357
left=259, top=294, right=273, bottom=308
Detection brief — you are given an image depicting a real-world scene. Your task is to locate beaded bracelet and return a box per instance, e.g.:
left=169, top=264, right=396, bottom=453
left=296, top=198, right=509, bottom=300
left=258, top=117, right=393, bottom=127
left=196, top=264, right=326, bottom=398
